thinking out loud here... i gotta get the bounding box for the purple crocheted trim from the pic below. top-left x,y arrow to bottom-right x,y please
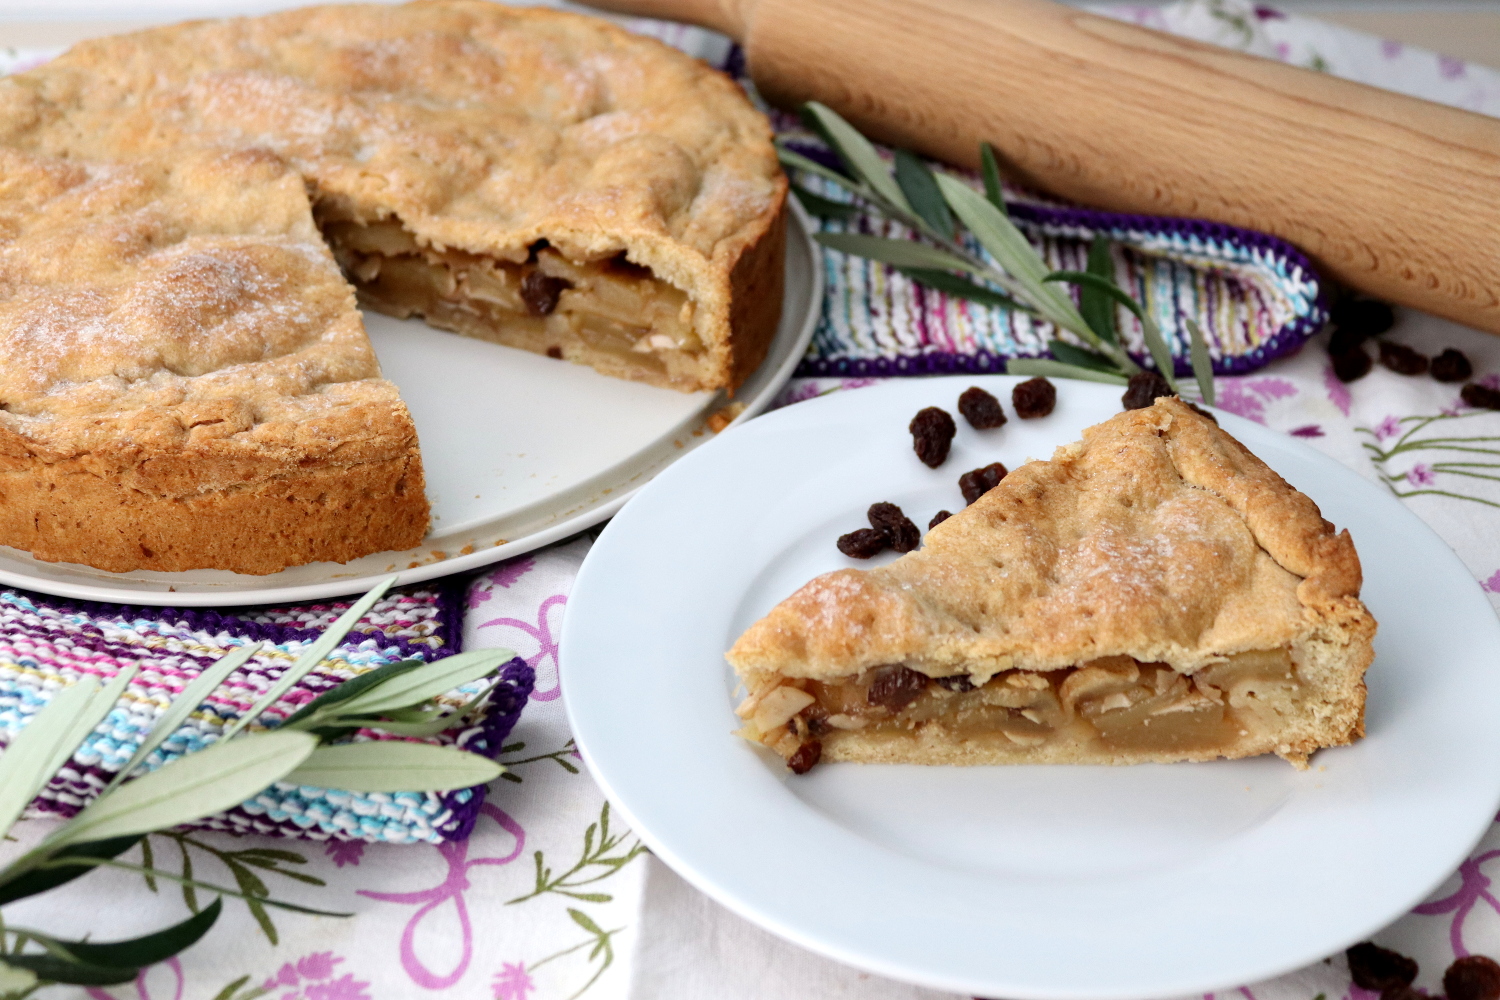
437,657 -> 534,840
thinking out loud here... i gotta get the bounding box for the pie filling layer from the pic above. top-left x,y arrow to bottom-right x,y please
738,649 -> 1301,769
318,212 -> 704,386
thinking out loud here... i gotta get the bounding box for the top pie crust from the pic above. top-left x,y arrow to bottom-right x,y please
728,398 -> 1376,767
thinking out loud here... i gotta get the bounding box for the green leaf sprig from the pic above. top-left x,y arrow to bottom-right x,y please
780,102 -> 1218,399
0,577 -> 519,989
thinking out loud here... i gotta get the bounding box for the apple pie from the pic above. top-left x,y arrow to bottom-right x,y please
729,397 -> 1376,771
0,1 -> 786,574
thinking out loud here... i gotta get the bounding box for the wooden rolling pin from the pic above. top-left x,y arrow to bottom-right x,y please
585,0 -> 1500,335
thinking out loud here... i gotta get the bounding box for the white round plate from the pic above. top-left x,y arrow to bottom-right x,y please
562,375 -> 1500,1000
0,207 -> 821,606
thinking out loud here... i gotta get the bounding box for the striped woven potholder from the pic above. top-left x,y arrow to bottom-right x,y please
0,584 -> 531,845
778,135 -> 1327,380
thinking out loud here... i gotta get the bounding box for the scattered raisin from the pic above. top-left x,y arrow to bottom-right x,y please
804,706 -> 831,737
545,346 -> 563,360
909,407 -> 957,467
1378,341 -> 1429,376
837,528 -> 887,559
786,740 -> 822,774
1346,943 -> 1418,993
958,386 -> 1007,429
1332,346 -> 1372,383
1332,298 -> 1396,339
1431,349 -> 1474,383
1464,383 -> 1500,410
1328,324 -> 1370,357
868,502 -> 920,553
934,675 -> 976,693
1122,371 -> 1173,410
520,270 -> 572,316
1446,955 -> 1500,1000
1012,377 -> 1056,419
959,462 -> 1008,504
866,664 -> 930,711
929,510 -> 952,529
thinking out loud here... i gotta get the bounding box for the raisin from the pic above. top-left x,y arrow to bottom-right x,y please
804,706 -> 831,737
1012,377 -> 1056,419
934,675 -> 976,692
1332,346 -> 1372,383
959,462 -> 1008,504
1122,371 -> 1173,410
520,270 -> 572,316
928,510 -> 952,529
1464,383 -> 1500,410
1328,324 -> 1370,356
958,386 -> 1007,429
909,407 -> 956,467
1446,955 -> 1500,1000
1379,341 -> 1428,376
837,528 -> 887,559
866,664 -> 930,711
786,740 -> 822,774
1346,943 -> 1418,992
1431,349 -> 1474,383
868,502 -> 920,553
1332,298 -> 1395,338
545,346 -> 563,360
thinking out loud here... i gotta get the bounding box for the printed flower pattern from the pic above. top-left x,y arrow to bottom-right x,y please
493,962 -> 536,999
262,953 -> 371,1000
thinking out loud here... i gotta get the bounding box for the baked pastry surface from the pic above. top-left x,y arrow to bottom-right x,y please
0,0 -> 787,393
729,397 -> 1376,770
0,0 -> 786,574
0,148 -> 429,575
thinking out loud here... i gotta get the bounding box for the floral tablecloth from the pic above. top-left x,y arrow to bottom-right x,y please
6,1 -> 1500,998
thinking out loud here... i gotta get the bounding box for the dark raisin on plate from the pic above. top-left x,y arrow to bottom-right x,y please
929,510 -> 952,529
786,740 -> 822,774
1345,942 -> 1418,993
1012,377 -> 1056,419
1464,383 -> 1500,410
520,270 -> 572,317
934,675 -> 976,693
909,407 -> 957,467
958,386 -> 1007,429
1122,371 -> 1173,410
1332,346 -> 1373,383
1378,340 -> 1429,376
1431,348 -> 1474,383
1328,324 -> 1369,357
868,502 -> 921,553
837,528 -> 887,559
1332,298 -> 1396,339
959,462 -> 1008,505
1446,955 -> 1500,1000
866,664 -> 930,711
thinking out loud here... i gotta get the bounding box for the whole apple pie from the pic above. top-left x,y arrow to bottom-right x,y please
0,1 -> 787,574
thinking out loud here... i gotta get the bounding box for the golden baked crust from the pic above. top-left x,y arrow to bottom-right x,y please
729,397 -> 1376,769
0,0 -> 787,393
0,148 -> 429,574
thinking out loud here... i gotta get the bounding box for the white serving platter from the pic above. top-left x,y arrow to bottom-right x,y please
561,375 -> 1500,999
0,208 -> 821,606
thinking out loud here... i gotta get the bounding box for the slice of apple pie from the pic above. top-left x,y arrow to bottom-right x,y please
728,397 -> 1376,772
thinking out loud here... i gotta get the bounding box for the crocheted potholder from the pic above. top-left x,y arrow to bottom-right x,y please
0,584 -> 532,845
777,135 -> 1326,380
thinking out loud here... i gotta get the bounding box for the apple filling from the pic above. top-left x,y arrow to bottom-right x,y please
317,212 -> 709,390
737,649 -> 1302,772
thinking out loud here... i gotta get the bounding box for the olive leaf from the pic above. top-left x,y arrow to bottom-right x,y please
814,233 -> 982,275
281,742 -> 504,793
38,898 -> 222,971
310,649 -> 516,720
0,676 -> 106,839
895,268 -> 1028,312
1080,237 -> 1119,345
279,658 -> 426,729
980,142 -> 1006,214
51,731 -> 318,847
1049,340 -> 1119,373
790,184 -> 859,221
219,578 -> 395,741
1,953 -> 138,986
775,146 -> 854,190
801,101 -> 912,214
1007,358 -> 1129,385
893,150 -> 953,237
1187,318 -> 1217,405
0,836 -> 142,905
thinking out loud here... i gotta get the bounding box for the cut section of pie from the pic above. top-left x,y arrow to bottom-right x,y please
728,397 -> 1376,771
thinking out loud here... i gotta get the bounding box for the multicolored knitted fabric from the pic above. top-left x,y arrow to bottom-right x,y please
775,131 -> 1327,380
0,584 -> 533,845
